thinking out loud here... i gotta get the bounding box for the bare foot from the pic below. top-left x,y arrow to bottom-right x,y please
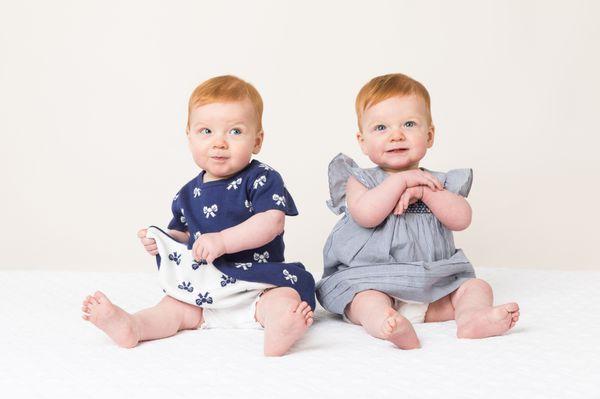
456,302 -> 520,339
81,291 -> 140,348
381,308 -> 421,349
263,301 -> 313,357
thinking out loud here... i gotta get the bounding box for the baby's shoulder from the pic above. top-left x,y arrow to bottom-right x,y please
242,160 -> 286,184
172,174 -> 202,199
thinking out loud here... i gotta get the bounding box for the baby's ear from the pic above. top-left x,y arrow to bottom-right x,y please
356,131 -> 368,155
252,130 -> 264,154
427,124 -> 435,148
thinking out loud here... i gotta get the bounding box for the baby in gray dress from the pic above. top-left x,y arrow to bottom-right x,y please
316,73 -> 520,349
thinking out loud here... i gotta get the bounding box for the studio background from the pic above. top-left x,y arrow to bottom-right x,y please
1,0 -> 598,273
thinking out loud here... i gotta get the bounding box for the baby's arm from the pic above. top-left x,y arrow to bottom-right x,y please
421,187 -> 472,231
346,174 -> 408,228
192,210 -> 284,263
347,170 -> 442,228
138,228 -> 190,256
168,229 -> 190,244
220,210 -> 284,253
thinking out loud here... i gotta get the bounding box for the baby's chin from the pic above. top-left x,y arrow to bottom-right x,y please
199,159 -> 251,181
375,159 -> 420,173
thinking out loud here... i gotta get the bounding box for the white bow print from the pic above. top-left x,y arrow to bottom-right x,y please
253,251 -> 270,263
203,204 -> 218,218
283,269 -> 297,284
227,178 -> 242,190
272,194 -> 286,207
253,175 -> 267,189
235,262 -> 253,270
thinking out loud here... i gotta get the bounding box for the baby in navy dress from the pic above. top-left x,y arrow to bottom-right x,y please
82,75 -> 314,356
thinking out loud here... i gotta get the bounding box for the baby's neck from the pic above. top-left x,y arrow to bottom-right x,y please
380,163 -> 421,174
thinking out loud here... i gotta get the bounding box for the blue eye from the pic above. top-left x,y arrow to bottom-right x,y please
199,128 -> 211,135
404,121 -> 416,128
229,128 -> 242,135
374,124 -> 386,132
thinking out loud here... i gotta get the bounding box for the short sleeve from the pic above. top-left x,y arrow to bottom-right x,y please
443,169 -> 473,197
326,153 -> 378,215
248,168 -> 298,216
167,192 -> 188,231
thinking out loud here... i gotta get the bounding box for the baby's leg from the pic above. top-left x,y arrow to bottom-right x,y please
254,287 -> 313,357
452,279 -> 519,338
345,290 -> 420,349
82,291 -> 203,348
425,279 -> 520,339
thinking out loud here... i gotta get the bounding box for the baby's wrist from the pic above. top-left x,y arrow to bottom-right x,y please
216,231 -> 229,253
392,173 -> 408,191
421,186 -> 433,202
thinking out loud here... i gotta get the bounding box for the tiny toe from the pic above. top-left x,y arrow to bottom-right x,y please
82,315 -> 90,321
89,296 -> 100,305
295,301 -> 308,313
81,306 -> 90,313
93,291 -> 108,303
305,311 -> 313,319
506,303 -> 519,312
306,317 -> 314,327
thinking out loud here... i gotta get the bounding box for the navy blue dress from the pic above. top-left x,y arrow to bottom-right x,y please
163,160 -> 315,309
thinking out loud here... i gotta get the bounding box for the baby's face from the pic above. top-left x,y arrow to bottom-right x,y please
358,95 -> 434,173
187,99 -> 263,182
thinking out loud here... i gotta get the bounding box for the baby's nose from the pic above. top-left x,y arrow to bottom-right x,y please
212,134 -> 228,148
390,128 -> 406,140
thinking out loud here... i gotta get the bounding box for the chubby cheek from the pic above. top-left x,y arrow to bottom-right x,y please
229,141 -> 254,160
365,140 -> 386,162
188,141 -> 209,167
410,142 -> 428,160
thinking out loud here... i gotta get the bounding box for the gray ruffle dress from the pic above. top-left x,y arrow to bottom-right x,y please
316,153 -> 477,315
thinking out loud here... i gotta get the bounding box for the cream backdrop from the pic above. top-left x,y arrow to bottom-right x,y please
1,0 -> 598,273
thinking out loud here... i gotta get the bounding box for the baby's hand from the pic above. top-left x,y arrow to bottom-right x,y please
397,169 -> 442,191
192,232 -> 227,264
137,228 -> 158,256
394,186 -> 424,215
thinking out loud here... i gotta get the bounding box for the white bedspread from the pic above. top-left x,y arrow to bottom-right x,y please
1,268 -> 599,398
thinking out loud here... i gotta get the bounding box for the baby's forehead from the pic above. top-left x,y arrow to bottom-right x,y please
190,100 -> 258,125
364,95 -> 428,119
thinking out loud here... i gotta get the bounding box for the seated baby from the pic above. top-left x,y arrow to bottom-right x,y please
82,75 -> 315,356
316,73 -> 520,349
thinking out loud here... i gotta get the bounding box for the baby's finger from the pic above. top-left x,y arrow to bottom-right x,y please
424,177 -> 437,191
193,244 -> 203,262
423,171 -> 442,190
144,243 -> 157,252
140,237 -> 156,246
137,229 -> 147,238
394,199 -> 403,215
206,252 -> 216,264
199,247 -> 210,263
415,173 -> 435,190
149,250 -> 158,256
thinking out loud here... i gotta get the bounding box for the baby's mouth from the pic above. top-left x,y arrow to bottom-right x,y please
386,148 -> 409,153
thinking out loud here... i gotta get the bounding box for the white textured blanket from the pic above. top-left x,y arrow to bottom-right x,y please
0,268 -> 598,398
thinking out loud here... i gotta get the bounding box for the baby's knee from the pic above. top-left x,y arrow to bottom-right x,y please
463,278 -> 493,294
354,289 -> 391,304
181,305 -> 203,329
267,287 -> 301,304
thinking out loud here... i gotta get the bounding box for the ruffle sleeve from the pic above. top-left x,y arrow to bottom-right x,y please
442,168 -> 473,197
326,153 -> 378,215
